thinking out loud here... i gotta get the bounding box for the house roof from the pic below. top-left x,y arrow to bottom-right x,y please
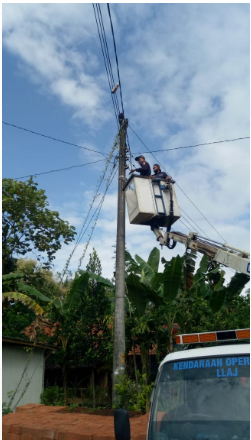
2,336 -> 55,351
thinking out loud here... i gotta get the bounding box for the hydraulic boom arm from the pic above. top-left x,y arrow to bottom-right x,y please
153,229 -> 250,276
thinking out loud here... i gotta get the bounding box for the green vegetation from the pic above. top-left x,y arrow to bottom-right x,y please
2,178 -> 250,413
2,177 -> 76,271
40,386 -> 66,406
114,372 -> 154,414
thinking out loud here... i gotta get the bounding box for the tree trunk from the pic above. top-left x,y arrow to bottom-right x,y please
140,343 -> 150,384
91,367 -> 95,408
62,361 -> 67,403
169,327 -> 174,353
133,340 -> 139,393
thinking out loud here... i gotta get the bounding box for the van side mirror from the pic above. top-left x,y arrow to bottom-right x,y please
114,409 -> 131,440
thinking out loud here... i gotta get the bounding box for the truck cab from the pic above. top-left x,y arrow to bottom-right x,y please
115,329 -> 250,440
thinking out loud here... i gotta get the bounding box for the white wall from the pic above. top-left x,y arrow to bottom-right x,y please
2,345 -> 45,411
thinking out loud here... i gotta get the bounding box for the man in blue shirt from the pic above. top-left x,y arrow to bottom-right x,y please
129,155 -> 151,176
150,164 -> 175,183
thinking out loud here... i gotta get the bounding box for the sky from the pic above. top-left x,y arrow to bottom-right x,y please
2,3 -> 250,286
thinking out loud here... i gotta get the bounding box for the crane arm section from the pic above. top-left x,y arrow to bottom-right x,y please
153,229 -> 250,276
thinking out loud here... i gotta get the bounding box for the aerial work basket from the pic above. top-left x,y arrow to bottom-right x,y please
124,175 -> 180,228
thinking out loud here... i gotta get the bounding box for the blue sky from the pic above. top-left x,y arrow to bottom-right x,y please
2,3 -> 250,283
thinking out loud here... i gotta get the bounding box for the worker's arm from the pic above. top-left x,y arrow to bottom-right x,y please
129,167 -> 145,174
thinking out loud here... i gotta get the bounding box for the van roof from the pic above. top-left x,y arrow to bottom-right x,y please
160,343 -> 250,369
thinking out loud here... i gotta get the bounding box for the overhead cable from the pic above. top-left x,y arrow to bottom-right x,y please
13,159 -> 107,180
2,121 -> 110,157
92,4 -> 120,127
129,125 -> 250,154
78,165 -> 118,270
179,208 -> 210,238
61,163 -> 118,279
107,3 -> 125,115
177,218 -> 191,232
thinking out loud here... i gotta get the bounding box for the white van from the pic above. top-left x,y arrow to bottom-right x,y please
115,329 -> 250,440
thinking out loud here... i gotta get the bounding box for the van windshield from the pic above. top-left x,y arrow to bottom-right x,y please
149,355 -> 250,440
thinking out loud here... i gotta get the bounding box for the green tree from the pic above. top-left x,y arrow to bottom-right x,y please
2,259 -> 68,340
16,259 -> 67,299
70,249 -> 113,408
2,177 -> 76,271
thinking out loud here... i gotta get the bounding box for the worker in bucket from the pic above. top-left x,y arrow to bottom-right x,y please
150,164 -> 175,183
129,155 -> 151,176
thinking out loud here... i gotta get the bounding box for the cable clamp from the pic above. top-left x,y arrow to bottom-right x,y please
119,176 -> 127,182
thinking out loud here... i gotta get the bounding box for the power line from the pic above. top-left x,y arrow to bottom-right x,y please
128,124 -> 227,242
129,125 -> 250,154
92,4 -> 120,127
107,3 -> 125,115
60,136 -> 120,279
61,162 -> 118,279
180,207 -> 210,238
177,218 -> 191,232
180,210 -> 210,238
13,159 -> 107,180
2,121 -> 110,157
78,165 -> 118,270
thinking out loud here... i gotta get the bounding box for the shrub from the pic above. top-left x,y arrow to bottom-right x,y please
2,402 -> 13,416
40,386 -> 66,406
114,372 -> 154,414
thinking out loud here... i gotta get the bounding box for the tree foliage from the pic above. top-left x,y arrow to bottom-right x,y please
2,177 -> 76,270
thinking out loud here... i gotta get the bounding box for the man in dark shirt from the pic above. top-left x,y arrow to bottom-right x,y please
129,155 -> 151,176
150,164 -> 175,183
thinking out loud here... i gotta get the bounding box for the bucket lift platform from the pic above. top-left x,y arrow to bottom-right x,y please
124,175 -> 180,228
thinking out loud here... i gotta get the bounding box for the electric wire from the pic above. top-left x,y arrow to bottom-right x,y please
132,136 -> 250,154
179,211 -> 209,238
177,218 -> 191,232
2,122 -> 110,157
128,124 -> 227,242
107,3 -> 125,115
61,156 -> 118,279
75,157 -> 116,248
96,3 -> 120,117
179,207 -> 210,238
92,4 -> 120,127
77,165 -> 118,270
13,159 -> 107,180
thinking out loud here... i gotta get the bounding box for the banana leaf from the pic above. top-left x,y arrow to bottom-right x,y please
85,271 -> 115,290
163,255 -> 184,302
225,272 -> 249,301
2,273 -> 24,281
17,282 -> 51,302
3,291 -> 44,315
149,273 -> 164,292
63,272 -> 89,312
210,287 -> 226,313
125,251 -> 141,274
53,298 -> 63,310
135,255 -> 155,282
126,274 -> 150,319
147,247 -> 160,273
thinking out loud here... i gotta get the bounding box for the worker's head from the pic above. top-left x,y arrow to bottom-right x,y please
135,155 -> 145,165
153,164 -> 161,173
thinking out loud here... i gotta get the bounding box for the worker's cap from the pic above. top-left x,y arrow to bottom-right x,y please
135,155 -> 145,161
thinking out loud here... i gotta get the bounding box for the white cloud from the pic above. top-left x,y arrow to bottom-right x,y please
2,3 -> 112,127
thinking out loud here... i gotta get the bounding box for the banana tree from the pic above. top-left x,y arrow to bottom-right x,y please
3,271 -> 90,401
48,271 -> 90,400
2,273 -> 51,315
125,248 -> 165,383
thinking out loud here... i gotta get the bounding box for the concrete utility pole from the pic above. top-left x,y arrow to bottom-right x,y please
112,113 -> 128,405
